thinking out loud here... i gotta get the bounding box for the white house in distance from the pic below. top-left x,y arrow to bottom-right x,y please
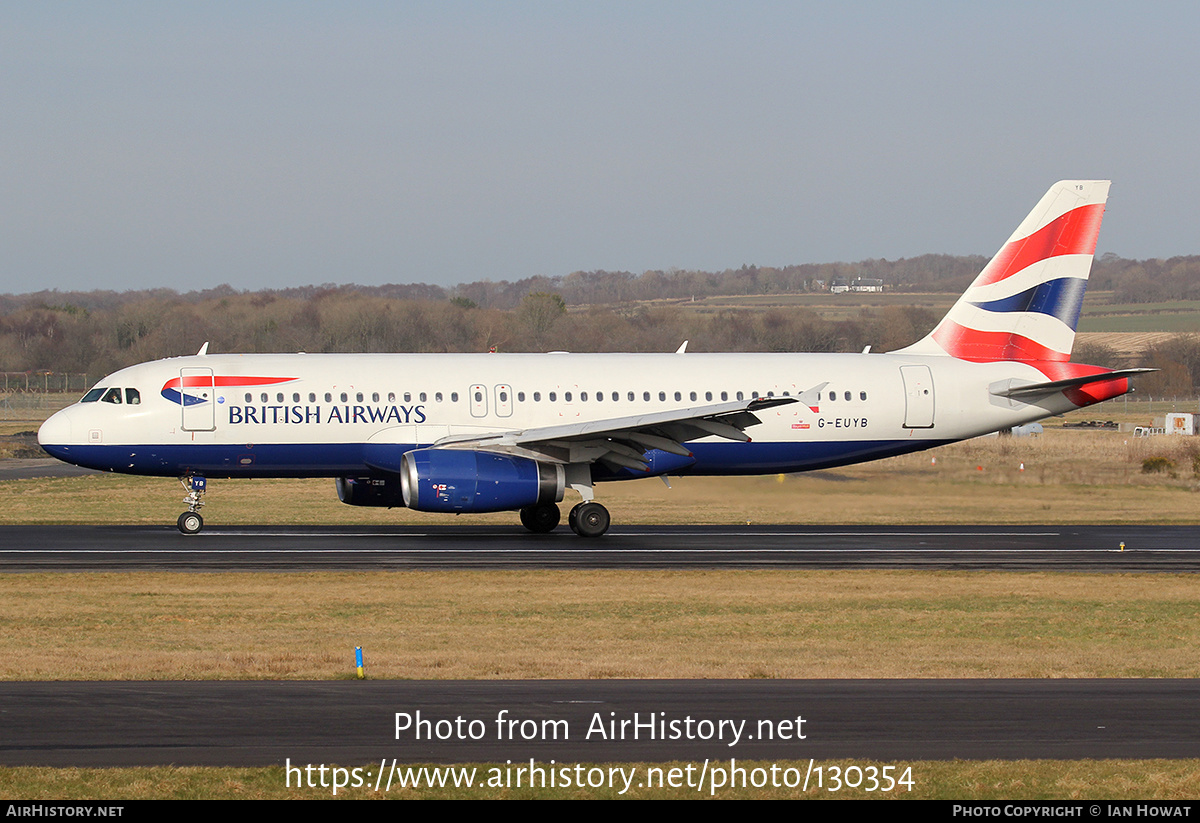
850,278 -> 884,293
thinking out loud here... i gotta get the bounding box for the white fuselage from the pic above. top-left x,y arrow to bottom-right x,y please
38,351 -> 1077,480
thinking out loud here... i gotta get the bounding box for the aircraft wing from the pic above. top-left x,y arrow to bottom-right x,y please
431,396 -> 797,472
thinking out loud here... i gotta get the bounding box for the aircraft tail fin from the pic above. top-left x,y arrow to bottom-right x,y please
899,180 -> 1110,362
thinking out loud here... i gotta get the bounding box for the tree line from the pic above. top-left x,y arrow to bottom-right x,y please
2,252 -> 1199,395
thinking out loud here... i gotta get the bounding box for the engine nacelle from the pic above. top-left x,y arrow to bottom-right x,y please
399,449 -> 565,513
336,476 -> 405,507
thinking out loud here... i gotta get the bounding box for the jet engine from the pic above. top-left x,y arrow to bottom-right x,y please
335,476 -> 405,507
399,448 -> 565,513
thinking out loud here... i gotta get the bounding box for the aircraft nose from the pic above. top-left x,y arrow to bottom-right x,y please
38,408 -> 74,448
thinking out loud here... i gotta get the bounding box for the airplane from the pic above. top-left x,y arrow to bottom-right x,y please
38,180 -> 1149,537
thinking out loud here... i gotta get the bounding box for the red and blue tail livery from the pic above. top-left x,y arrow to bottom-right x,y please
904,180 -> 1109,364
39,181 -> 1150,536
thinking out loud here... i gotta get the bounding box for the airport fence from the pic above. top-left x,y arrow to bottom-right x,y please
1,373 -> 90,393
1090,394 -> 1200,418
0,374 -> 88,422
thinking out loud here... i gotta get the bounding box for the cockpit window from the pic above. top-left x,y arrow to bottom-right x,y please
81,388 -> 104,403
101,388 -> 123,404
125,388 -> 141,405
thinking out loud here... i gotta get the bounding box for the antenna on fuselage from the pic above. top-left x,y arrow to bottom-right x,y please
675,340 -> 688,354
196,342 -> 209,356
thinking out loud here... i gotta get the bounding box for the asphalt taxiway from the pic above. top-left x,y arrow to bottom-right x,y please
1,524 -> 1197,571
3,679 -> 1197,766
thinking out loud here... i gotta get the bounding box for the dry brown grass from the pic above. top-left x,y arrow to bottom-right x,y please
4,571 -> 1200,681
4,429 -> 1200,527
4,759 -> 1200,799
1075,331 -> 1180,359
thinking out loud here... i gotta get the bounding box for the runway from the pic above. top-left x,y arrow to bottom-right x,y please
3,679 -> 1197,767
1,524 -> 1198,571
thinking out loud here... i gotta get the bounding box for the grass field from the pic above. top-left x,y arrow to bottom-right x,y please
620,290 -> 1200,338
5,570 -> 1200,681
4,760 -> 1200,799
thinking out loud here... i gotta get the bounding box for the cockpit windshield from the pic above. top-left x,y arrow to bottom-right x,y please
81,386 -> 140,404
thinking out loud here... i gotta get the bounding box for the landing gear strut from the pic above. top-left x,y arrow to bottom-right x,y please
519,503 -> 561,534
177,475 -> 206,534
568,501 -> 610,537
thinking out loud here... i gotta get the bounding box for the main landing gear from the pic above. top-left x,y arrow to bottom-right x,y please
517,501 -> 611,537
568,501 -> 610,538
177,475 -> 206,535
519,502 -> 561,533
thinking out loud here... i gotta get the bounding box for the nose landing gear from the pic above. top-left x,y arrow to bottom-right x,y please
177,475 -> 206,534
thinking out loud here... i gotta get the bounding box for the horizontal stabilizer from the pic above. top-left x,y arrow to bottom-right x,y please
991,368 -> 1155,399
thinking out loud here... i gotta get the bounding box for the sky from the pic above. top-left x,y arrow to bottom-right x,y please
2,1 -> 1198,293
